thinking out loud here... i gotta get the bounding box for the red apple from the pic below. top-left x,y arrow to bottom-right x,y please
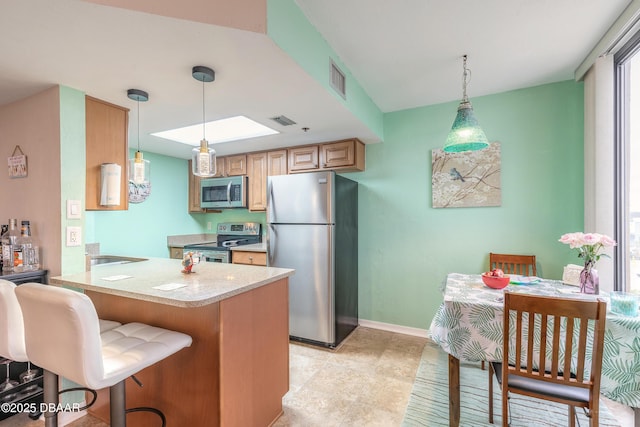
490,268 -> 504,277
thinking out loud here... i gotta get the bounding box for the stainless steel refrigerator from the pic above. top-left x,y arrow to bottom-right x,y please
267,171 -> 358,348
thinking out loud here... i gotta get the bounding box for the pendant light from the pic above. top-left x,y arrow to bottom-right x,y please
127,88 -> 150,184
443,55 -> 489,153
191,65 -> 216,177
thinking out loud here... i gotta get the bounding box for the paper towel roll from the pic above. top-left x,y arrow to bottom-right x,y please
100,163 -> 121,206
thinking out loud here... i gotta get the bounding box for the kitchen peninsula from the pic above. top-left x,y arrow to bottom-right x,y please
50,258 -> 294,427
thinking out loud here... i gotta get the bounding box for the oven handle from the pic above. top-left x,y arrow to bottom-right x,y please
226,181 -> 232,203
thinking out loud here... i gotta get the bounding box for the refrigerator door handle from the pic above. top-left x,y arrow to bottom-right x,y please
267,180 -> 274,220
268,224 -> 277,265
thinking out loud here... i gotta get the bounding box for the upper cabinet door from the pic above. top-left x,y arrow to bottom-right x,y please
319,139 -> 365,171
288,146 -> 319,172
85,96 -> 129,211
225,154 -> 247,176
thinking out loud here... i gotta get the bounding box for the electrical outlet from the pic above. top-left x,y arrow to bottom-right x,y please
66,226 -> 82,247
207,222 -> 212,231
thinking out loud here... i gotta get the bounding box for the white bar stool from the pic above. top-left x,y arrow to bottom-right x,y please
16,283 -> 192,427
0,280 -> 122,422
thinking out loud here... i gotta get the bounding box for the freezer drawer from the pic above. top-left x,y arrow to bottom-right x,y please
268,224 -> 334,344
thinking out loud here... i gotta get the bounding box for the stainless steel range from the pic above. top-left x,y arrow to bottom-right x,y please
183,222 -> 261,263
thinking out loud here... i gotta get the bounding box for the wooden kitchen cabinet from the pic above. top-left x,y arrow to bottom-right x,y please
169,247 -> 184,259
247,150 -> 287,211
225,154 -> 247,176
211,155 -> 246,177
232,251 -> 267,266
211,157 -> 226,177
288,145 -> 319,172
320,139 -> 365,171
85,96 -> 129,210
288,139 -> 365,173
268,150 -> 288,176
187,160 -> 205,213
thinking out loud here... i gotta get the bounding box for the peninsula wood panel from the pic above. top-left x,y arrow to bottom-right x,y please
85,277 -> 289,426
85,96 -> 129,210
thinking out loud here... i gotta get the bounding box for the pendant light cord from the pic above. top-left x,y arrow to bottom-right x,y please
462,54 -> 471,102
136,98 -> 140,152
202,79 -> 206,141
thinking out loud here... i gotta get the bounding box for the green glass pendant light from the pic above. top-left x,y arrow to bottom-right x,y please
443,55 -> 489,153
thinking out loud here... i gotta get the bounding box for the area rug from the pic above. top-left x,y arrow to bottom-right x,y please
402,342 -> 621,427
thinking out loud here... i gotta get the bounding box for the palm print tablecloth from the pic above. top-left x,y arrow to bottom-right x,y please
429,273 -> 640,407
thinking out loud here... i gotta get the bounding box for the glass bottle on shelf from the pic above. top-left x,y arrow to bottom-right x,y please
2,219 -> 19,272
13,221 -> 36,272
0,224 -> 7,271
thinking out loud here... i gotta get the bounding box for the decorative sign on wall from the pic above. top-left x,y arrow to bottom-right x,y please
431,141 -> 501,208
7,145 -> 27,178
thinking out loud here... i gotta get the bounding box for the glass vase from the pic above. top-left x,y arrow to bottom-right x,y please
579,260 -> 599,294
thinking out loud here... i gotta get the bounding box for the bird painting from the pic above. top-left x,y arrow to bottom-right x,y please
449,167 -> 465,182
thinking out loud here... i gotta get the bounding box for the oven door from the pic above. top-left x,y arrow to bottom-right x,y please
199,250 -> 229,263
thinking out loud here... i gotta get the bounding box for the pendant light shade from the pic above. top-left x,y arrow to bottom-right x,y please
127,89 -> 150,185
191,65 -> 217,178
443,55 -> 489,153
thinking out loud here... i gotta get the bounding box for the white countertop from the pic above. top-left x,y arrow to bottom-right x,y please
230,242 -> 266,252
50,257 -> 293,308
166,233 -> 217,248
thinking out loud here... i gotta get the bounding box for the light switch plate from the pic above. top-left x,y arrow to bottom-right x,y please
66,226 -> 82,247
67,200 -> 81,219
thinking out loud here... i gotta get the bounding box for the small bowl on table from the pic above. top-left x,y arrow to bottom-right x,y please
481,273 -> 511,289
609,291 -> 640,317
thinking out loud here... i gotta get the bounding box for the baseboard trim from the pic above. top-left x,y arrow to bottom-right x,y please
358,319 -> 429,338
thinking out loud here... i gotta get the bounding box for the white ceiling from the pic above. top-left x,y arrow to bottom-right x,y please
0,0 -> 631,159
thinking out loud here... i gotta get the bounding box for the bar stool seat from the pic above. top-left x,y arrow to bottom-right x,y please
0,279 -> 122,422
16,283 -> 192,427
0,279 -> 123,363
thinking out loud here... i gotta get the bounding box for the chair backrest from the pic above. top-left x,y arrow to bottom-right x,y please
0,279 -> 28,361
15,283 -> 105,387
502,292 -> 606,404
490,253 -> 537,276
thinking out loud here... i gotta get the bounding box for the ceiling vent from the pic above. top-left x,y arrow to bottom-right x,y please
270,115 -> 297,126
330,59 -> 346,99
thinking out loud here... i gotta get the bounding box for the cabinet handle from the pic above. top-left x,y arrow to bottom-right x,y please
249,256 -> 253,264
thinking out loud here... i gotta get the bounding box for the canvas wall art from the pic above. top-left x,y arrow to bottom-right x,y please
432,141 -> 501,208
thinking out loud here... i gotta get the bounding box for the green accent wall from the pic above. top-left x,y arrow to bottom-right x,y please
59,86 -> 86,275
87,80 -> 584,331
266,0 -> 383,140
351,80 -> 584,329
85,152 -> 203,257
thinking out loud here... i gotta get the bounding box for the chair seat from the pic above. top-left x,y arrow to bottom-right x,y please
88,322 -> 192,390
99,319 -> 122,333
491,362 -> 590,404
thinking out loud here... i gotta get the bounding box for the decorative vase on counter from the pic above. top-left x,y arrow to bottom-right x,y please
579,260 -> 599,295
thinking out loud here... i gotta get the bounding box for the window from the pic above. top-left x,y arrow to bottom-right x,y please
614,32 -> 640,293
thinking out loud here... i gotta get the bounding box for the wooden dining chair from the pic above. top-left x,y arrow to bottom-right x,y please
481,253 -> 538,371
490,253 -> 537,276
488,292 -> 607,427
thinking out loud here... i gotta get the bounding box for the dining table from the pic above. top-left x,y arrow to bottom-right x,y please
429,272 -> 640,427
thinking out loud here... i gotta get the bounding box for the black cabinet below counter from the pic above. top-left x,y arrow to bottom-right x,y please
0,269 -> 47,285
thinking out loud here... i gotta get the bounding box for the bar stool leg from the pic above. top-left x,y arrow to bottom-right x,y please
43,370 -> 58,427
110,380 -> 126,427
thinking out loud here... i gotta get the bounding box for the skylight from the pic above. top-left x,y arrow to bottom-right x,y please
152,115 -> 278,145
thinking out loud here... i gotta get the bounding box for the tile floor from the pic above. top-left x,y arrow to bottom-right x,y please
0,327 -> 634,427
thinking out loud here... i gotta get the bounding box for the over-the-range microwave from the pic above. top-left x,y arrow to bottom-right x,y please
200,176 -> 248,209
